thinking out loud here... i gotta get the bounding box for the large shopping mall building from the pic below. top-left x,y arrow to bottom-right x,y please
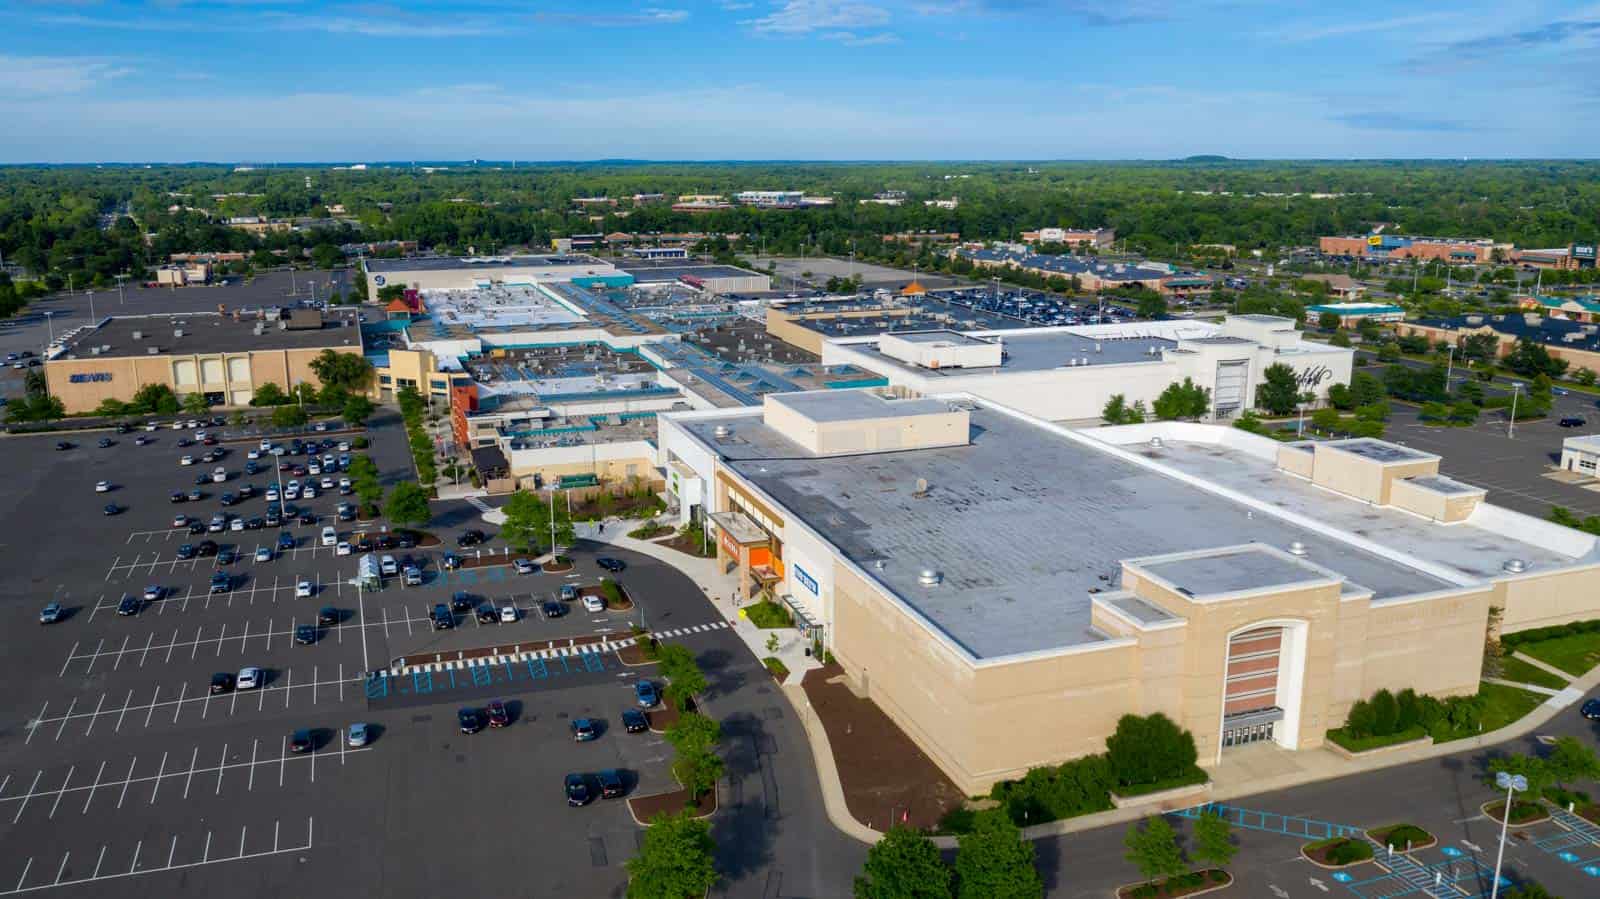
658,388 -> 1600,794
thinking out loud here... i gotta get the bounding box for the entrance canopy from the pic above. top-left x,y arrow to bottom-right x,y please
709,510 -> 770,547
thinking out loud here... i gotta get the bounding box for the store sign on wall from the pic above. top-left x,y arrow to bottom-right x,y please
793,564 -> 818,596
69,373 -> 113,383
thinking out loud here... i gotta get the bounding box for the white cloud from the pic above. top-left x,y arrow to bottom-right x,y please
743,0 -> 890,35
0,55 -> 134,96
1270,13 -> 1453,42
820,30 -> 898,45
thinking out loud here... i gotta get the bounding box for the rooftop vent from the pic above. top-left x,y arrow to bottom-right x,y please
146,347 -> 159,355
1502,558 -> 1529,574
874,559 -> 887,571
1287,540 -> 1308,556
712,424 -> 731,438
917,569 -> 943,586
131,330 -> 142,340
173,329 -> 184,338
913,477 -> 929,497
1148,437 -> 1164,449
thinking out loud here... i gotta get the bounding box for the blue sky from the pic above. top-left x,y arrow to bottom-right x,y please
1,0 -> 1596,162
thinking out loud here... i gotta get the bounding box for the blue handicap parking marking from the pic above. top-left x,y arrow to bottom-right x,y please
1441,846 -> 1464,858
1330,872 -> 1353,884
503,661 -> 516,681
471,664 -> 493,687
1584,865 -> 1600,878
447,668 -> 457,689
488,567 -> 505,583
1559,851 -> 1580,863
527,658 -> 548,679
365,673 -> 389,699
581,651 -> 604,673
411,669 -> 434,694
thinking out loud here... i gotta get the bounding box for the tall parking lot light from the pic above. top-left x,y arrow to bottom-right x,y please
1489,770 -> 1527,899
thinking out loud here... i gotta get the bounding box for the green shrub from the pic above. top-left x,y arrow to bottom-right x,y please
1105,713 -> 1198,790
937,806 -> 976,834
1370,689 -> 1399,736
1372,824 -> 1431,848
988,754 -> 1115,825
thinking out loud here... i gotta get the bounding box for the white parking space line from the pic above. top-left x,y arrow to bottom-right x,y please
148,753 -> 166,805
182,747 -> 198,799
143,686 -> 159,729
0,817 -> 314,896
113,690 -> 133,733
80,761 -> 105,815
52,699 -> 76,743
24,703 -> 46,746
45,767 -> 73,820
81,640 -> 104,675
110,635 -> 130,671
115,757 -> 136,809
11,772 -> 41,824
56,644 -> 78,679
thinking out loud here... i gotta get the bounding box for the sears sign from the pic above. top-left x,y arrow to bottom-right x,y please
793,563 -> 818,596
69,373 -> 113,383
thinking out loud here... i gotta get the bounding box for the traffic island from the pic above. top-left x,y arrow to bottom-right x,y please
1301,836 -> 1375,869
1116,869 -> 1232,899
617,629 -> 658,666
1482,799 -> 1549,826
799,662 -> 966,832
1367,824 -> 1436,852
646,696 -> 688,734
390,632 -> 619,670
542,555 -> 574,573
582,579 -> 634,611
762,657 -> 789,681
627,781 -> 717,825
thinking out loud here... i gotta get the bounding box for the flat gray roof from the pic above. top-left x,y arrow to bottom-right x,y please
893,330 -> 994,347
54,312 -> 363,358
863,330 -> 1173,376
615,262 -> 765,282
769,389 -> 950,423
1135,546 -> 1335,598
1406,475 -> 1484,496
1104,594 -> 1178,626
1326,438 -> 1436,464
682,402 -> 1459,660
364,255 -> 604,273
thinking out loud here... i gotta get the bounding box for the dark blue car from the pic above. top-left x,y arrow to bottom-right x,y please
634,680 -> 659,708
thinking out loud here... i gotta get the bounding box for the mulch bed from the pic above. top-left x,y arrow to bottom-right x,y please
542,558 -> 574,573
1117,870 -> 1231,899
579,583 -> 634,610
617,640 -> 657,666
800,662 -> 966,831
657,534 -> 715,558
1578,803 -> 1600,826
628,524 -> 674,540
627,784 -> 717,824
394,632 -> 615,668
1483,800 -> 1550,825
646,697 -> 687,733
1301,838 -> 1373,868
454,553 -> 514,571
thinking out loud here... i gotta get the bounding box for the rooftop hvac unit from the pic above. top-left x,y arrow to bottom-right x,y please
174,329 -> 184,338
147,346 -> 160,355
131,330 -> 143,340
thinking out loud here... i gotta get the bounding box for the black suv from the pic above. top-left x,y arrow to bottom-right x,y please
431,604 -> 453,630
316,607 -> 339,626
116,595 -> 141,616
458,708 -> 484,734
597,769 -> 625,799
476,605 -> 499,624
450,592 -> 475,612
294,624 -> 317,645
210,672 -> 234,694
1560,416 -> 1587,429
564,773 -> 592,807
175,543 -> 196,560
457,529 -> 486,547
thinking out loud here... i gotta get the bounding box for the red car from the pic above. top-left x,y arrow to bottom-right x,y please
487,700 -> 510,728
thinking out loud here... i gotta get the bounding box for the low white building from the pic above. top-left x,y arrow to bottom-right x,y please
1561,434 -> 1600,475
820,314 -> 1352,423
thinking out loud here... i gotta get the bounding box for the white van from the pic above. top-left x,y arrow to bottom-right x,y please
321,526 -> 337,547
380,555 -> 398,576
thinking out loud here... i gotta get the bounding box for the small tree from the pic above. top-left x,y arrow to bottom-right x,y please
1317,311 -> 1341,331
182,392 -> 210,415
498,489 -> 550,553
1124,816 -> 1187,884
855,826 -> 952,899
385,482 -> 431,526
1370,689 -> 1399,736
1545,736 -> 1600,787
1255,363 -> 1301,415
954,810 -> 1042,899
1330,330 -> 1352,347
1191,811 -> 1238,869
271,404 -> 308,428
251,382 -> 288,406
625,811 -> 717,899
1102,393 -> 1130,425
657,643 -> 708,708
342,394 -> 375,427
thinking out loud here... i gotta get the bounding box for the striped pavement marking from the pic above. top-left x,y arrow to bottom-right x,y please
388,621 -> 730,674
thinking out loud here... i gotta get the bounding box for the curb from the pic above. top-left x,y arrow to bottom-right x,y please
1114,871 -> 1232,899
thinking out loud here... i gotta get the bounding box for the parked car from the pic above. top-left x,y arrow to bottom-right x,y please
347,723 -> 370,747
197,540 -> 218,556
476,605 -> 499,624
277,532 -> 295,551
1560,417 -> 1587,428
621,709 -> 649,734
487,700 -> 510,728
634,680 -> 659,708
570,718 -> 598,742
450,592 -> 476,612
457,529 -> 487,547
442,552 -> 462,570
597,769 -> 625,799
103,503 -> 121,516
596,557 -> 625,573
210,672 -> 235,694
117,595 -> 141,615
237,667 -> 262,689
541,600 -> 564,619
564,773 -> 592,807
255,546 -> 273,563
143,584 -> 165,601
289,729 -> 314,753
294,624 -> 317,645
317,606 -> 339,626
39,603 -> 64,624
209,572 -> 230,593
218,547 -> 237,564
295,579 -> 314,598
95,480 -> 111,493
559,584 -> 579,602
513,558 -> 536,575
500,605 -> 518,623
583,595 -> 606,613
431,604 -> 453,630
458,708 -> 484,735
1582,698 -> 1600,721
176,543 -> 196,560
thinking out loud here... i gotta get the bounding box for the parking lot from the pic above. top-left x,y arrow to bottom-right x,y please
0,421 -> 793,898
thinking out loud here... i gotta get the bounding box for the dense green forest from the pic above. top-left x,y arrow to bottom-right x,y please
3,160 -> 1598,296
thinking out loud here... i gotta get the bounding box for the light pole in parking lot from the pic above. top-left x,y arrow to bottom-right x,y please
1445,345 -> 1455,385
1507,384 -> 1521,439
1488,770 -> 1527,899
43,310 -> 56,345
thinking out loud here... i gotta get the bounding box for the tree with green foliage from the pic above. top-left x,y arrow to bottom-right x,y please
271,404 -> 308,428
1136,292 -> 1167,320
657,643 -> 708,708
1124,816 -> 1187,883
384,482 -> 431,526
1376,343 -> 1401,363
182,392 -> 210,415
954,810 -> 1042,899
251,382 -> 288,406
1330,330 -> 1352,348
855,826 -> 952,899
1450,402 -> 1479,425
131,382 -> 181,414
625,811 -> 718,899
310,243 -> 343,270
1350,370 -> 1385,406
1255,363 -> 1301,415
342,394 -> 375,426
1311,407 -> 1341,433
1317,311 -> 1341,331
1192,811 -> 1237,869
664,711 -> 720,755
308,349 -> 375,395
1502,883 -> 1559,899
1576,368 -> 1597,387
1102,394 -> 1131,425
1545,736 -> 1600,788
498,489 -> 549,553
1504,340 -> 1568,378
1105,713 -> 1199,790
1152,378 -> 1210,421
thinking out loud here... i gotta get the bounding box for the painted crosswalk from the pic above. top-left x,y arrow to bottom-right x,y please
387,620 -> 730,674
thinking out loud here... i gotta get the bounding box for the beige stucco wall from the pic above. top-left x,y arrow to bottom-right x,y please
45,344 -> 362,412
1388,478 -> 1448,521
1359,589 -> 1490,702
1277,445 -> 1314,478
1496,564 -> 1600,633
